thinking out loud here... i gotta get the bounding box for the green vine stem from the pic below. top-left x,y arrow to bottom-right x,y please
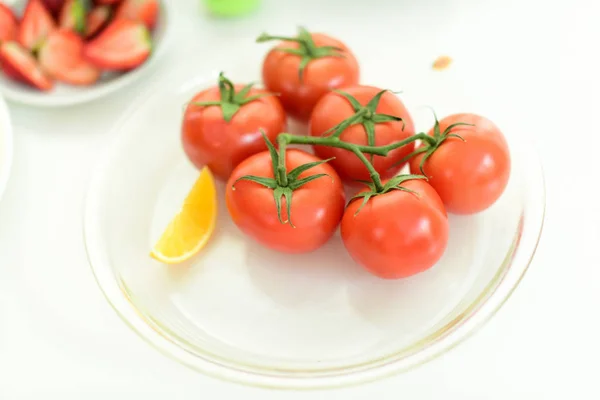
278,132 -> 435,158
276,132 -> 433,198
232,110 -> 470,224
192,72 -> 277,123
256,27 -> 345,83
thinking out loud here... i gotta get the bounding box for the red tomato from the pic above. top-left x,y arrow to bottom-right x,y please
261,32 -> 359,122
309,85 -> 415,181
410,113 -> 510,215
226,150 -> 345,254
341,179 -> 448,279
182,83 -> 287,181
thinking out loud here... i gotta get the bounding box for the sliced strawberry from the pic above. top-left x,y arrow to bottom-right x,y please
115,0 -> 158,30
1,58 -> 24,81
38,29 -> 100,85
41,0 -> 66,16
59,0 -> 86,35
18,0 -> 57,51
0,3 -> 18,43
84,19 -> 151,70
85,5 -> 111,38
0,41 -> 54,91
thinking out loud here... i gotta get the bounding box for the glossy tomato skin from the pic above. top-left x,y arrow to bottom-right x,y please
262,33 -> 359,122
410,113 -> 510,215
226,150 -> 345,254
181,85 -> 287,181
309,85 -> 415,181
341,180 -> 448,279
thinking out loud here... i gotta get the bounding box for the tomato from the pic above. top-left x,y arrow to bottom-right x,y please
260,29 -> 359,122
226,149 -> 345,254
341,178 -> 449,279
181,75 -> 287,181
410,113 -> 511,215
309,85 -> 415,181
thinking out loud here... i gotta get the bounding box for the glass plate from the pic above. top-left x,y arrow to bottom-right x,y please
84,57 -> 545,389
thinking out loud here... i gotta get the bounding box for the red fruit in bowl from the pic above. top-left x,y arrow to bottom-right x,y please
41,0 -> 66,15
0,41 -> 54,91
59,0 -> 86,35
85,5 -> 112,38
38,29 -> 101,85
0,3 -> 18,42
84,19 -> 151,70
115,0 -> 159,30
18,0 -> 56,51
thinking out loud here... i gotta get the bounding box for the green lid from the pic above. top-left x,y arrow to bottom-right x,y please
204,0 -> 261,17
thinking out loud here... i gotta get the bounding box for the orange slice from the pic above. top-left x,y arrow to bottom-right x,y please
150,166 -> 217,264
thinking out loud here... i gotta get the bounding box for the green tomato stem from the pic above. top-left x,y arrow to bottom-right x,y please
276,134 -> 289,186
280,132 -> 430,156
278,132 -> 430,193
350,147 -> 384,192
193,72 -> 277,123
255,27 -> 344,83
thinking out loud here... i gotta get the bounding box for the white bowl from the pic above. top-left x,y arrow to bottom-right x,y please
0,93 -> 13,203
0,1 -> 172,108
84,57 -> 545,389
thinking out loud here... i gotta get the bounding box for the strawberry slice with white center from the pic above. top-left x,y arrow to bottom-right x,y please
0,41 -> 54,91
59,0 -> 86,35
0,3 -> 18,42
85,5 -> 112,38
18,0 -> 57,52
38,29 -> 101,85
115,0 -> 159,30
84,19 -> 151,71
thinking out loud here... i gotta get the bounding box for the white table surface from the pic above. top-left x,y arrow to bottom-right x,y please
1,0 -> 598,398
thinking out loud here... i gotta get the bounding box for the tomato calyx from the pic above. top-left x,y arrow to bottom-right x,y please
349,174 -> 428,215
192,72 -> 278,123
256,27 -> 345,83
321,89 -> 405,153
392,111 -> 472,173
232,132 -> 334,227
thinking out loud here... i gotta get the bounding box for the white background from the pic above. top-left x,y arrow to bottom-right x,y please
1,0 -> 599,398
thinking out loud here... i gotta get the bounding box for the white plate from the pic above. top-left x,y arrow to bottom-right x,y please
84,53 -> 545,389
0,93 -> 13,203
0,1 -> 173,108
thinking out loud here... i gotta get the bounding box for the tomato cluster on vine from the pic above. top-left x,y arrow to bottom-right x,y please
181,27 -> 511,280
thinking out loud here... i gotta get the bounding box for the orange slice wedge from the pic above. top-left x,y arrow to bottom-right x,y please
150,166 -> 217,264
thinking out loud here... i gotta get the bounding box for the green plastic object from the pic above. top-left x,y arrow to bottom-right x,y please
204,0 -> 262,17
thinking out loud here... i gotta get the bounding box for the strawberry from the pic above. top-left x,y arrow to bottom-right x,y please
85,5 -> 111,38
115,0 -> 158,30
41,0 -> 66,16
38,29 -> 100,85
18,0 -> 57,52
0,3 -> 18,42
84,19 -> 151,70
95,0 -> 121,4
0,41 -> 54,91
59,0 -> 88,35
